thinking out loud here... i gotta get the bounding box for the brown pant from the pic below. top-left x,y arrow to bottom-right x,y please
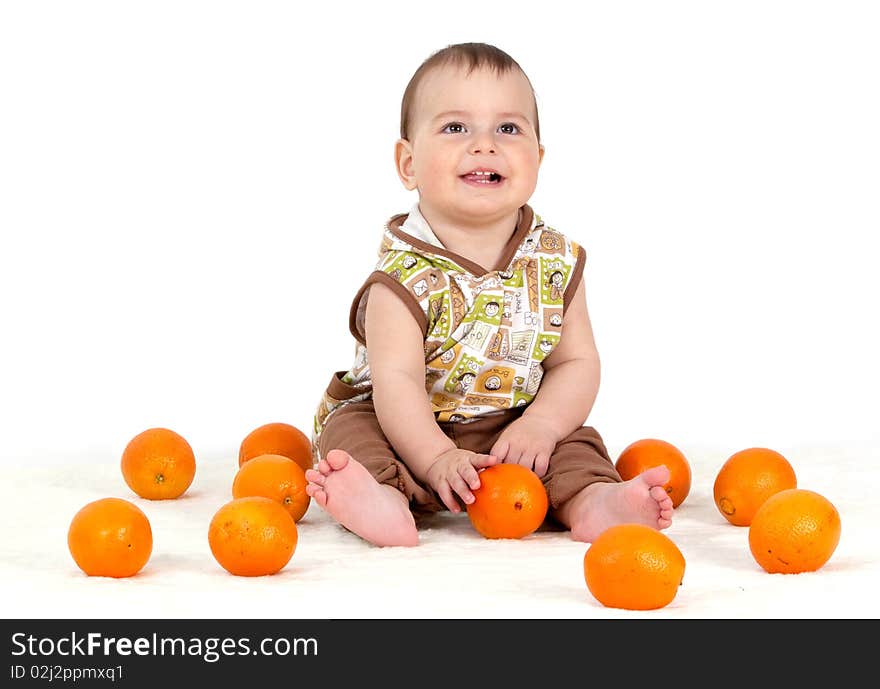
317,401 -> 621,516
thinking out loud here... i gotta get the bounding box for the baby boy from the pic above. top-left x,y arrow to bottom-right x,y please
305,42 -> 673,546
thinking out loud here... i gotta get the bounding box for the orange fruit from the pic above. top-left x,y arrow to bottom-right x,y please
748,488 -> 841,574
615,438 -> 692,508
466,464 -> 548,539
67,497 -> 153,578
232,453 -> 311,522
583,523 -> 686,610
238,422 -> 313,473
713,447 -> 797,526
208,496 -> 298,576
121,427 -> 196,500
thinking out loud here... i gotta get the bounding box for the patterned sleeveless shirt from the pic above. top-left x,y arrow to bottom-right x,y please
311,204 -> 585,458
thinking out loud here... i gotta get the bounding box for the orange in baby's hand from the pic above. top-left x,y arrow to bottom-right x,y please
208,496 -> 298,577
615,438 -> 692,508
583,523 -> 686,610
713,447 -> 797,526
232,453 -> 311,522
67,497 -> 153,578
239,422 -> 313,473
748,488 -> 841,574
121,427 -> 196,500
466,464 -> 548,539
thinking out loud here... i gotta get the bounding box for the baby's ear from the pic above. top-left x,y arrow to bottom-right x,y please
394,138 -> 418,191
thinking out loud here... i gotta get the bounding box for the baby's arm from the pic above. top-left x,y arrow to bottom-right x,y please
526,279 -> 601,431
364,283 -> 497,510
491,280 -> 601,474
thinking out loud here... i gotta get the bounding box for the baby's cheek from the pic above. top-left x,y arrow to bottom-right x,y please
418,173 -> 445,201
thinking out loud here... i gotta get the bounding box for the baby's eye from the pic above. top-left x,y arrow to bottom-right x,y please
442,122 -> 466,134
499,123 -> 520,135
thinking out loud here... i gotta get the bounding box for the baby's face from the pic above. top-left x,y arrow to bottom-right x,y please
397,64 -> 543,225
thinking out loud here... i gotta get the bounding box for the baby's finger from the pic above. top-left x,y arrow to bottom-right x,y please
490,439 -> 509,461
504,447 -> 525,466
436,481 -> 461,513
472,453 -> 499,469
450,473 -> 475,506
461,464 -> 482,490
534,453 -> 551,478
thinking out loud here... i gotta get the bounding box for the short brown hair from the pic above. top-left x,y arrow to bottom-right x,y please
399,42 -> 540,143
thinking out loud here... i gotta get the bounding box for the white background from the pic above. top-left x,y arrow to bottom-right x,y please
2,1 -> 878,461
0,1 -> 878,619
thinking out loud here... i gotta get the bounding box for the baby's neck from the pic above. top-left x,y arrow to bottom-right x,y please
419,204 -> 521,271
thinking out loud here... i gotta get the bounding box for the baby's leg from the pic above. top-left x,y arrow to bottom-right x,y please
554,466 -> 674,543
543,426 -> 673,543
306,450 -> 418,547
310,402 -> 425,547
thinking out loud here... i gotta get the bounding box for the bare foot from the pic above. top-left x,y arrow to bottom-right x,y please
305,449 -> 418,547
557,465 -> 674,543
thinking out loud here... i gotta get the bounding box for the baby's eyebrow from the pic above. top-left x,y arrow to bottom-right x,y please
432,109 -> 531,123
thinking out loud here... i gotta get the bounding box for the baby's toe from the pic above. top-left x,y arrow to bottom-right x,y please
325,449 -> 352,471
305,469 -> 324,486
305,484 -> 328,507
649,485 -> 670,503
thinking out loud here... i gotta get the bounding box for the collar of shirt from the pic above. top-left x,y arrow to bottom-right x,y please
399,202 -> 446,249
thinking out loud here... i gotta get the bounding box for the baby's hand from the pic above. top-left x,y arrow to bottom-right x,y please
425,449 -> 499,513
490,415 -> 559,477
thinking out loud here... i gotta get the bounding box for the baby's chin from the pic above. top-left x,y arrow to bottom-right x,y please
421,191 -> 530,220
439,204 -> 522,228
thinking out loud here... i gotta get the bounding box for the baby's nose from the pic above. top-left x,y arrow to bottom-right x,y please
470,143 -> 496,154
470,131 -> 497,154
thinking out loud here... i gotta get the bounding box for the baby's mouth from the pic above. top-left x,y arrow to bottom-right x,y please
460,171 -> 504,185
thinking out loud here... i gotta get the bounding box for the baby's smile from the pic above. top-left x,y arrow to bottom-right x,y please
460,168 -> 505,187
